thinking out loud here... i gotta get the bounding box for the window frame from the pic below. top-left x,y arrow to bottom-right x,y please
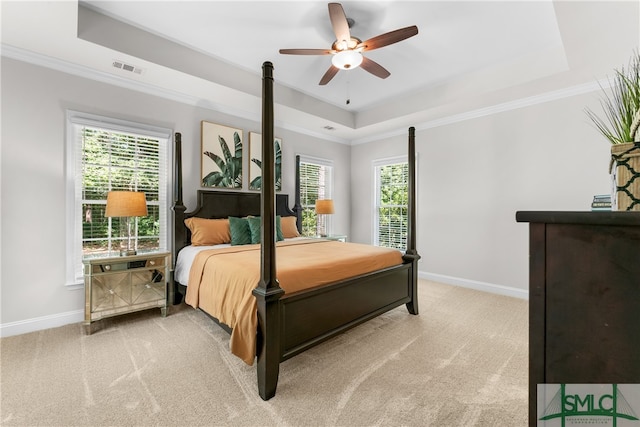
65,111 -> 172,287
373,155 -> 410,251
297,154 -> 334,237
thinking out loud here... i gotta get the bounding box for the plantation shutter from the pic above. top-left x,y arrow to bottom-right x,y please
298,155 -> 333,236
374,158 -> 409,250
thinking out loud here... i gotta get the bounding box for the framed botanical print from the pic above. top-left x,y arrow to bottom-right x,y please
248,132 -> 282,191
201,121 -> 243,188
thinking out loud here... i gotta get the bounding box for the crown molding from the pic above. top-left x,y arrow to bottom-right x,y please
3,43 -> 607,147
350,79 -> 608,145
1,43 -> 351,145
1,43 -> 256,118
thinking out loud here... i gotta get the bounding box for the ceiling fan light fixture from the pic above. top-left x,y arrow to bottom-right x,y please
279,2 -> 418,85
332,37 -> 361,52
331,50 -> 363,70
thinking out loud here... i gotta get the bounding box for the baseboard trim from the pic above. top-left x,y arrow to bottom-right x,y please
0,273 -> 527,338
0,310 -> 84,338
419,271 -> 529,300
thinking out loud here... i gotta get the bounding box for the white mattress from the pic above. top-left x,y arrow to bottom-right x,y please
174,244 -> 228,286
174,237 -> 309,286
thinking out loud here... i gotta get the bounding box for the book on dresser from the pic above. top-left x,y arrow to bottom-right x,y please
590,194 -> 612,211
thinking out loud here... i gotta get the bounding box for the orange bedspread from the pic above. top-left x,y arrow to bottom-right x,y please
185,239 -> 403,364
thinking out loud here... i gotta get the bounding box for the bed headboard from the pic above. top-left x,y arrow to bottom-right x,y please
173,190 -> 297,256
171,134 -> 302,262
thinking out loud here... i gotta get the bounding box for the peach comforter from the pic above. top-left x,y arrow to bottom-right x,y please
185,239 -> 403,364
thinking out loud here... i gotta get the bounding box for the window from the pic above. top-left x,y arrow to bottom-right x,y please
374,157 -> 409,251
66,111 -> 171,286
298,155 -> 333,237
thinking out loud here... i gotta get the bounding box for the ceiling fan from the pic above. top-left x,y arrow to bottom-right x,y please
279,2 -> 418,85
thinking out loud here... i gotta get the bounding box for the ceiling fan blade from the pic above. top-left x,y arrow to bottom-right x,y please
319,65 -> 339,85
328,3 -> 351,47
279,48 -> 334,55
360,56 -> 390,79
357,25 -> 418,51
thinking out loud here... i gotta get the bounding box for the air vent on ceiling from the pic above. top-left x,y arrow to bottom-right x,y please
112,60 -> 144,75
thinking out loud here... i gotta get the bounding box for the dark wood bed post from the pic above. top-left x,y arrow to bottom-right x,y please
252,61 -> 284,401
403,126 -> 420,315
172,132 -> 187,304
293,155 -> 303,234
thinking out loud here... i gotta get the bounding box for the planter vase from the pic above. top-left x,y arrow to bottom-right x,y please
611,142 -> 640,211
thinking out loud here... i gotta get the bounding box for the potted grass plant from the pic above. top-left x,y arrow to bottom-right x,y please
586,51 -> 640,211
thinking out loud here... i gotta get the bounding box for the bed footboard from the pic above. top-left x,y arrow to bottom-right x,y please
280,263 -> 415,360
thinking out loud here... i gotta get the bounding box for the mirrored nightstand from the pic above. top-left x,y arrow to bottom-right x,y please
83,251 -> 170,334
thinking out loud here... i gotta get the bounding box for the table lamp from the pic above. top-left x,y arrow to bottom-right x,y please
105,191 -> 147,256
315,199 -> 334,237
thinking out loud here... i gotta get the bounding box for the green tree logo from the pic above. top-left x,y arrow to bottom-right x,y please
540,384 -> 639,426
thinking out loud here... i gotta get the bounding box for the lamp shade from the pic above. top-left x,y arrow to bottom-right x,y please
105,191 -> 147,217
331,50 -> 363,70
315,199 -> 335,215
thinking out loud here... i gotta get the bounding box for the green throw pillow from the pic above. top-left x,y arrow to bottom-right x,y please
247,216 -> 284,244
229,217 -> 252,246
276,216 -> 284,241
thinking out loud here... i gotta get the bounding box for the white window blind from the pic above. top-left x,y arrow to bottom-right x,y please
66,111 -> 171,286
374,157 -> 409,250
298,155 -> 333,237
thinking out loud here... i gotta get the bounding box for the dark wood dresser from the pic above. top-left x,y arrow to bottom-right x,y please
516,211 -> 640,426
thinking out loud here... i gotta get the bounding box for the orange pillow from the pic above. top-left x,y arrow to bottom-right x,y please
280,216 -> 300,238
184,217 -> 231,246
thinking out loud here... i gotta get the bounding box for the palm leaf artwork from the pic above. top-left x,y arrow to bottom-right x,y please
249,137 -> 282,191
202,131 -> 243,188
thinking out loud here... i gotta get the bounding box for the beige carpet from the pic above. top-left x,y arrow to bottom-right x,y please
0,280 -> 528,426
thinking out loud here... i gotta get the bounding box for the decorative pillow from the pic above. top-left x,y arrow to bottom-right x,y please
184,217 -> 230,246
229,217 -> 252,246
280,216 -> 300,238
276,216 -> 284,241
247,216 -> 284,244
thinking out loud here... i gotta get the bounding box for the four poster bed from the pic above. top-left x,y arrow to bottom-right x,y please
171,62 -> 420,400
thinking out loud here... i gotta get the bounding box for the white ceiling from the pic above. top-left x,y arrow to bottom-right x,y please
83,0 -> 563,109
2,1 -> 639,143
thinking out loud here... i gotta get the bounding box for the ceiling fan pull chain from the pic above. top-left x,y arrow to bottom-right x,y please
346,77 -> 351,105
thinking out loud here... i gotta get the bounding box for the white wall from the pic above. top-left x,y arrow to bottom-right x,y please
350,91 -> 612,296
0,58 -> 350,335
345,0 -> 639,300
2,0 -> 637,333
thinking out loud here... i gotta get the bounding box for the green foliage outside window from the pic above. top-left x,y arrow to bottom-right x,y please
82,128 -> 161,255
301,209 -> 318,237
299,161 -> 330,236
377,163 -> 408,250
